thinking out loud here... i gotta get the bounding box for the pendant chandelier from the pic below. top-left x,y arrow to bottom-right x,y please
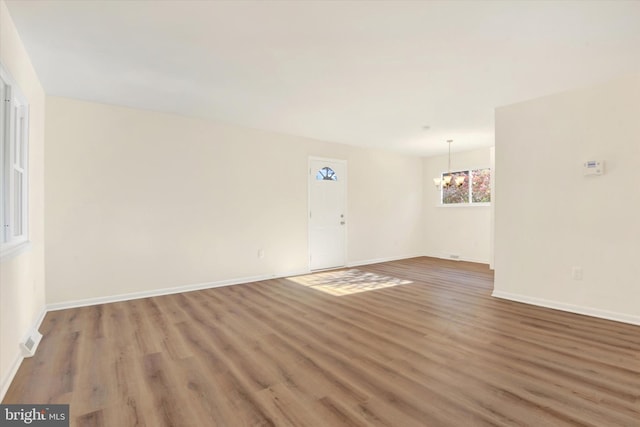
433,139 -> 465,188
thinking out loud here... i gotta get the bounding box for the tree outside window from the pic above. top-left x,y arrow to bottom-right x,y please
471,168 -> 491,203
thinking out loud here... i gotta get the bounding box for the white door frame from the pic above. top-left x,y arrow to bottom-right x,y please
308,156 -> 348,271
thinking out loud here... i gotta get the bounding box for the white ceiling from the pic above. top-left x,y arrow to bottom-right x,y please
5,0 -> 640,156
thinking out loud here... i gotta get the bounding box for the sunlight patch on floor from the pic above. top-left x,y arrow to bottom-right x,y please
288,269 -> 412,296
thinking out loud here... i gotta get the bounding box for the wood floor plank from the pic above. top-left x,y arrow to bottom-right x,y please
254,384 -> 321,427
3,257 -> 639,426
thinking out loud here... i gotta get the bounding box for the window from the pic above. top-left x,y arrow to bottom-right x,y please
316,166 -> 338,181
1,63 -> 30,259
441,168 -> 490,205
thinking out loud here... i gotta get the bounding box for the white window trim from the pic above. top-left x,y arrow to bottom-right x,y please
1,62 -> 30,261
436,202 -> 491,208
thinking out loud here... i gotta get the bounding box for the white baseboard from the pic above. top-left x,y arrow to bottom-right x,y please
492,290 -> 640,326
1,305 -> 47,401
47,269 -> 310,312
347,254 -> 423,268
426,253 -> 490,265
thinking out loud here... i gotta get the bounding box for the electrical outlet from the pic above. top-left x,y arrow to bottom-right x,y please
258,249 -> 265,259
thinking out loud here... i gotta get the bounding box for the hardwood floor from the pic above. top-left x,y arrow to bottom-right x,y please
4,257 -> 639,426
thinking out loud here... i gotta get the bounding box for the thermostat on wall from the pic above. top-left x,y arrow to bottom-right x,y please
583,160 -> 604,176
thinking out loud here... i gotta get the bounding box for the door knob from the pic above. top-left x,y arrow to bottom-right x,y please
340,221 -> 345,225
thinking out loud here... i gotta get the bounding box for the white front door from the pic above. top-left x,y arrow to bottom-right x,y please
309,158 -> 346,270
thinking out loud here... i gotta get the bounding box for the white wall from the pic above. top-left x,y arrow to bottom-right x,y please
494,74 -> 640,325
45,97 -> 424,305
422,147 -> 492,263
0,0 -> 46,398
